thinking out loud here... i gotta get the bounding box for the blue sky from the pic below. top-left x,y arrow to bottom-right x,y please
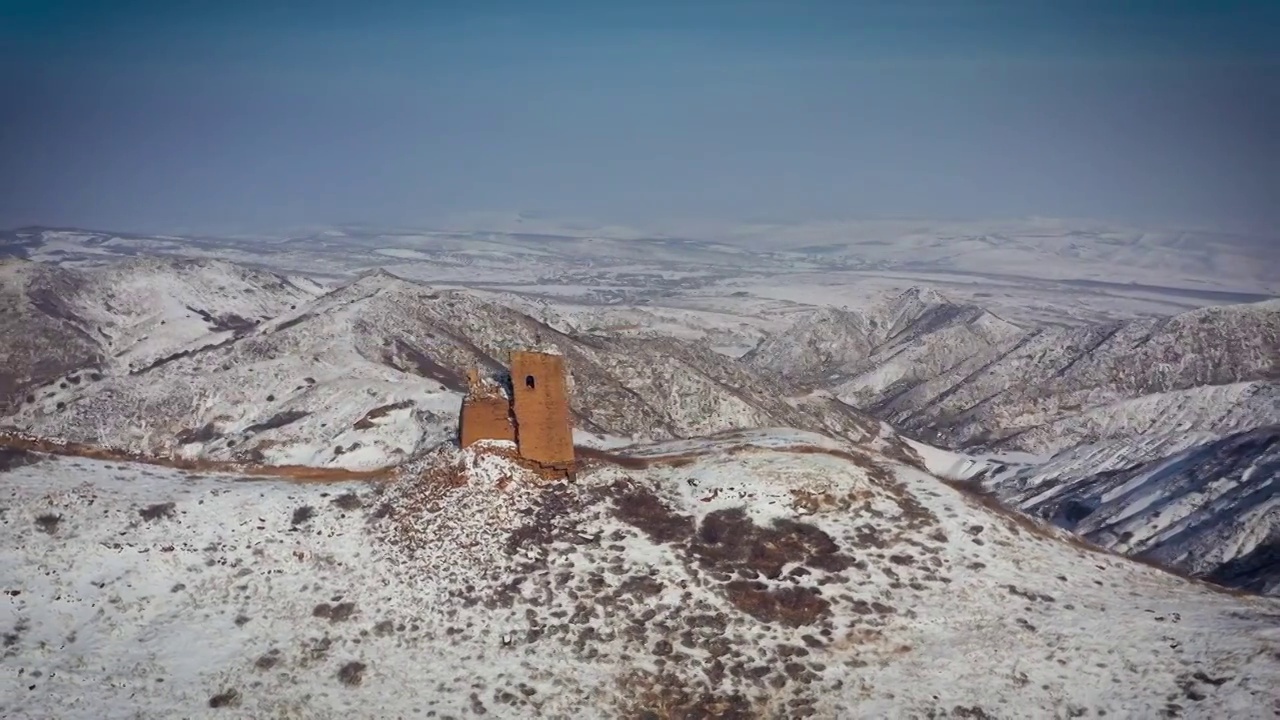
1,1 -> 1277,234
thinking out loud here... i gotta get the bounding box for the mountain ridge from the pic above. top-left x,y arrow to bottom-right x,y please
749,286 -> 1280,594
750,288 -> 1279,455
0,260 -> 889,471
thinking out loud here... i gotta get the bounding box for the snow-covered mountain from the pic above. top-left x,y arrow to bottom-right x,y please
3,241 -> 1277,600
4,432 -> 1279,718
0,260 -> 884,470
744,287 -> 1026,406
914,426 -> 1280,596
752,288 -> 1280,593
1008,426 -> 1280,595
0,257 -> 322,412
749,288 -> 1279,455
4,224 -> 1280,715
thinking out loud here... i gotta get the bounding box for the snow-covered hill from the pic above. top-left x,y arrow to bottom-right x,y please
750,288 -> 1279,456
744,287 -> 1026,404
913,427 -> 1280,595
0,258 -> 321,413
4,432 -> 1279,718
1,265 -> 884,470
749,289 -> 1280,594
3,240 -> 1277,601
7,222 -> 1276,331
1001,427 -> 1279,593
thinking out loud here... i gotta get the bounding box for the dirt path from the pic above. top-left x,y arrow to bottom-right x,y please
0,432 -> 391,483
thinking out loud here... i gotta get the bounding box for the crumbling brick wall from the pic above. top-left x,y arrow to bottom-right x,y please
510,351 -> 574,468
459,394 -> 516,447
458,369 -> 516,447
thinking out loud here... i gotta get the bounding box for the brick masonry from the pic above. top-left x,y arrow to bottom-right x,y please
459,393 -> 516,448
510,351 -> 574,469
456,352 -> 575,477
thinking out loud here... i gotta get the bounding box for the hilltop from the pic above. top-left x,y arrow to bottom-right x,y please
3,432 -> 1279,718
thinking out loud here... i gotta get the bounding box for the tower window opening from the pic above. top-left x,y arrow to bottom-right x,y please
525,375 -> 536,389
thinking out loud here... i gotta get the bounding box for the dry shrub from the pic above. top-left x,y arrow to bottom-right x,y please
337,661 -> 367,686
208,689 -> 241,708
609,481 -> 694,544
139,502 -> 176,521
722,581 -> 831,627
618,671 -> 756,720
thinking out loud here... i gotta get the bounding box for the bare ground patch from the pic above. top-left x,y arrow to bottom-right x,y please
603,483 -> 841,627
353,401 -> 414,430
619,670 -> 756,719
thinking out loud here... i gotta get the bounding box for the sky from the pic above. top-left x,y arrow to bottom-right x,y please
1,0 -> 1278,235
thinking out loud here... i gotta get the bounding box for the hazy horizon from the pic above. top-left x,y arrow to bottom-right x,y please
2,1 -> 1278,235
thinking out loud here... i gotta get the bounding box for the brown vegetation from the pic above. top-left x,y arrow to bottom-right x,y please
609,482 -> 694,544
721,581 -> 831,628
620,671 -> 756,719
605,482 -> 839,627
690,508 -> 854,579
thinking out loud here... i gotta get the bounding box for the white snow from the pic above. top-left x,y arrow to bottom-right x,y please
3,436 -> 1280,718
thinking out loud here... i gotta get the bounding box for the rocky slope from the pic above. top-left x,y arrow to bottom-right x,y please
752,289 -> 1280,594
4,432 -> 1280,718
992,427 -> 1280,593
0,257 -> 323,412
749,288 -> 1279,455
1,262 -> 882,469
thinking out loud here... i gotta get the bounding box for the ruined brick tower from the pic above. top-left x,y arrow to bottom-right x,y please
458,350 -> 575,478
510,351 -> 574,472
